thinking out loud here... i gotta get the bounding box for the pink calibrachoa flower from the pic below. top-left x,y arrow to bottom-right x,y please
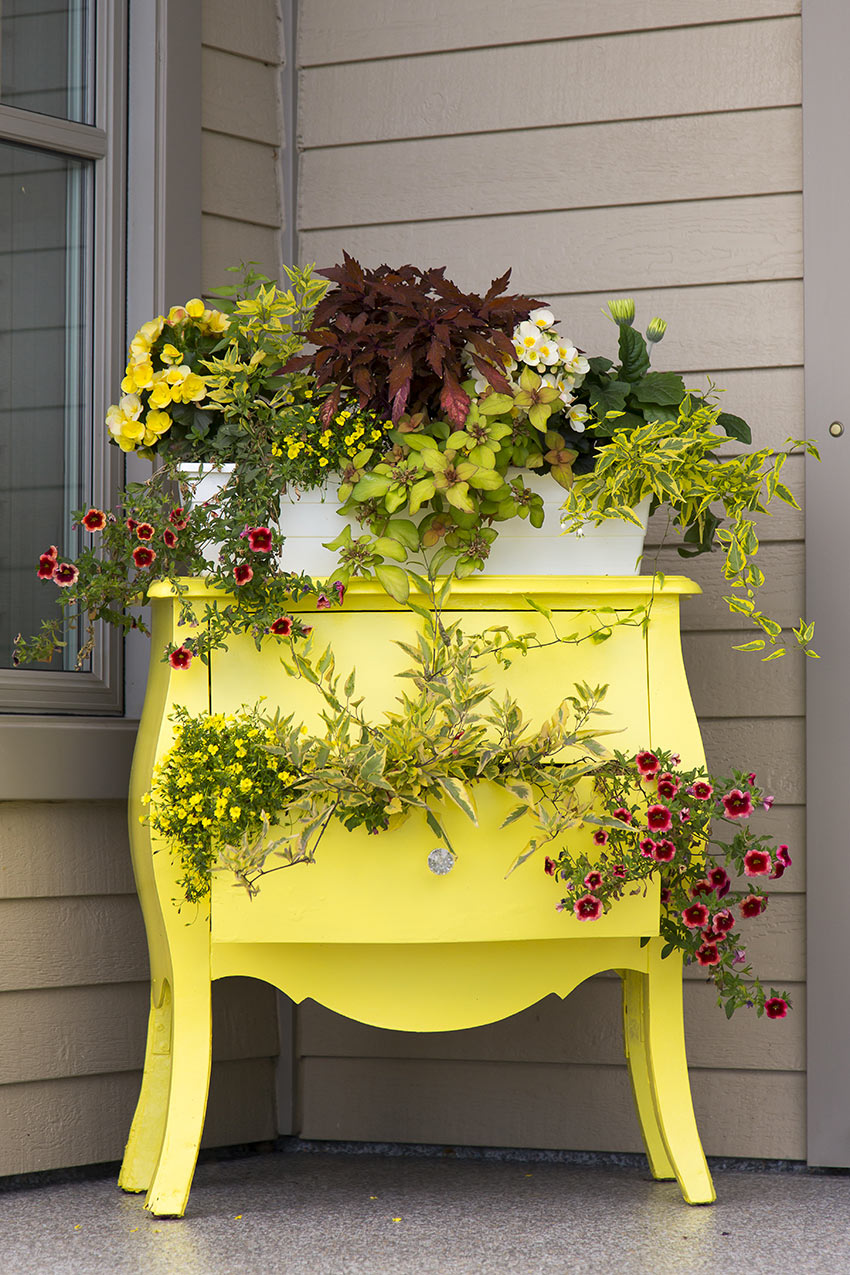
708,866 -> 731,898
136,522 -> 155,541
636,751 -> 660,778
669,754 -> 681,766
740,894 -> 766,918
315,593 -> 332,610
770,862 -> 786,880
777,844 -> 792,867
722,788 -> 753,819
690,879 -> 714,898
743,848 -> 771,877
544,856 -> 557,877
163,528 -> 178,548
233,563 -> 253,585
37,553 -> 57,580
592,829 -> 608,846
732,949 -> 747,965
574,894 -> 603,921
690,780 -> 713,801
765,996 -> 788,1019
651,839 -> 676,863
696,941 -> 720,967
682,902 -> 710,929
763,795 -> 775,811
270,616 -> 293,636
612,864 -> 627,879
168,646 -> 193,670
583,870 -> 603,891
713,909 -> 736,936
679,808 -> 691,823
169,507 -> 188,529
639,837 -> 656,858
53,562 -> 79,587
246,526 -> 273,552
612,807 -> 632,824
132,546 -> 156,569
125,517 -> 138,532
660,886 -> 671,905
302,625 -> 313,636
656,772 -> 679,800
81,507 -> 106,532
646,804 -> 673,833
333,580 -> 345,602
747,772 -> 757,785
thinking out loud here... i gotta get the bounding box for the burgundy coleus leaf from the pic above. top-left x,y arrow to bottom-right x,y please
391,381 -> 410,421
426,338 -> 448,377
471,353 -> 512,394
440,372 -> 471,427
350,312 -> 368,333
319,384 -> 341,426
388,352 -> 413,398
483,269 -> 513,303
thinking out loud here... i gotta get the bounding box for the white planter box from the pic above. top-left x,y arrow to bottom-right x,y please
177,465 -> 650,578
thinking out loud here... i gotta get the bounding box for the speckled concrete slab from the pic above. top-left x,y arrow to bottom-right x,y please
1,1149 -> 849,1275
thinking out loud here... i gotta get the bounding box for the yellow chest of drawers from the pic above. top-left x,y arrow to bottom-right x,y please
118,576 -> 714,1214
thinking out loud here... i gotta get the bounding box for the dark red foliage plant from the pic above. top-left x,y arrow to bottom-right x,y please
297,253 -> 544,428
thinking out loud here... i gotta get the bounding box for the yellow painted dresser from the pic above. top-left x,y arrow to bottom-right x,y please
119,576 -> 715,1214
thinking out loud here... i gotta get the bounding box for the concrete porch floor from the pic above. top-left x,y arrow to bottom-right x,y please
2,1143 -> 849,1275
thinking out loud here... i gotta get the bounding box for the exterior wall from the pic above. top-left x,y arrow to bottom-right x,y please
293,0 -> 806,1159
0,0 -> 290,1177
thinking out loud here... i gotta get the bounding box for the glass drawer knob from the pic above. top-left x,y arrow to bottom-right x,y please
427,847 -> 455,875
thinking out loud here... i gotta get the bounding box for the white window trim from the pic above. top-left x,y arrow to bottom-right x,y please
0,0 -> 202,795
0,1 -> 127,714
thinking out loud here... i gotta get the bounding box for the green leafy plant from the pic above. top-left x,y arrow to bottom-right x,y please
559,397 -> 820,657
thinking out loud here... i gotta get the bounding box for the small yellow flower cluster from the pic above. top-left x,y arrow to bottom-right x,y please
270,397 -> 387,480
106,299 -> 229,453
145,708 -> 293,902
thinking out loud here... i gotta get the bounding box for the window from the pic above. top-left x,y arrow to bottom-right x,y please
0,0 -> 126,713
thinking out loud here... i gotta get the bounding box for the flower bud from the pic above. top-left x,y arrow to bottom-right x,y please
608,298 -> 635,327
646,317 -> 667,344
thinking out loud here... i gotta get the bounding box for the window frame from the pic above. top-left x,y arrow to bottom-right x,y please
0,0 -> 127,715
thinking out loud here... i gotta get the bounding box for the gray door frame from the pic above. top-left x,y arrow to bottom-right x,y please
803,0 -> 850,1167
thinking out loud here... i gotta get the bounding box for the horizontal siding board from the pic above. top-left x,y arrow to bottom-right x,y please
0,896 -> 148,991
0,801 -> 134,899
299,19 -> 801,147
300,109 -> 801,229
201,132 -> 280,227
202,215 -> 281,295
0,1058 -> 276,1176
299,1 -> 801,65
700,718 -> 804,803
202,48 -> 280,145
299,978 -> 805,1071
298,1056 -> 805,1159
299,194 -> 802,296
203,0 -> 281,64
550,281 -> 804,372
660,543 -> 804,631
684,632 -> 805,718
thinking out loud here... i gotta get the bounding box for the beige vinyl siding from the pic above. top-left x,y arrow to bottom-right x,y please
201,3 -> 285,293
0,801 -> 279,1174
295,4 -> 805,1159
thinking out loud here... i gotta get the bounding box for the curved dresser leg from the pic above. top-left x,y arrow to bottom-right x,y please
621,968 -> 675,1181
642,942 -> 715,1204
118,977 -> 174,1193
144,967 -> 212,1217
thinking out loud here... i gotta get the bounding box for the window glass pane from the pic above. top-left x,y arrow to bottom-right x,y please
0,0 -> 91,123
0,139 -> 90,670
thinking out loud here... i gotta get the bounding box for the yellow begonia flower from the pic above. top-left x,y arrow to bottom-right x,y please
160,343 -> 182,365
121,360 -> 154,393
145,409 -> 172,437
163,366 -> 206,404
202,308 -> 230,334
185,298 -> 205,319
167,305 -> 187,324
148,376 -> 173,409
